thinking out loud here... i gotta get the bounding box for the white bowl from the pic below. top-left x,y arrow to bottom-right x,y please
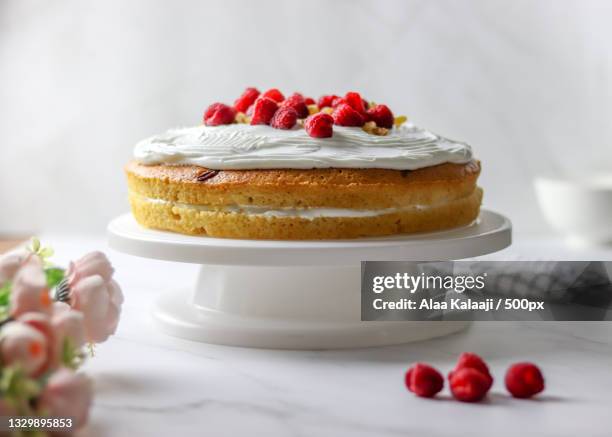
534,175 -> 612,244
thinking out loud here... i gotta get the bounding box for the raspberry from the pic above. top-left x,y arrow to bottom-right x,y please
203,103 -> 236,126
332,103 -> 365,127
304,113 -> 333,138
449,367 -> 491,402
405,363 -> 444,398
270,107 -> 298,130
234,87 -> 260,113
304,97 -> 315,105
317,95 -> 338,108
505,362 -> 545,398
345,91 -> 367,113
250,97 -> 279,125
261,88 -> 285,103
448,352 -> 493,391
280,93 -> 309,118
367,104 -> 394,129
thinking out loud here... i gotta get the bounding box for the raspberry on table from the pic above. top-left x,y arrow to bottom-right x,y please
317,95 -> 338,108
448,352 -> 493,391
367,104 -> 394,129
250,97 -> 279,125
505,362 -> 545,398
449,367 -> 491,402
304,97 -> 315,105
261,88 -> 285,103
280,93 -> 309,118
270,106 -> 298,130
405,363 -> 444,398
304,113 -> 334,138
332,103 -> 365,127
203,102 -> 236,126
234,87 -> 260,113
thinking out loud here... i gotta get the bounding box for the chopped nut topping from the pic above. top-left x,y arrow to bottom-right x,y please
394,115 -> 408,128
307,104 -> 320,115
362,121 -> 389,136
362,121 -> 377,134
235,112 -> 250,124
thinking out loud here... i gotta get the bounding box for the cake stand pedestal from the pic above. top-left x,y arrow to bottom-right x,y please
107,209 -> 511,349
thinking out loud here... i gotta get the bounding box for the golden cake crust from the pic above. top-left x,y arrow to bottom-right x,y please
125,160 -> 483,240
125,160 -> 481,209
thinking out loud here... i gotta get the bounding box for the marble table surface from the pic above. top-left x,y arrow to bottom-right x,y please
38,234 -> 612,437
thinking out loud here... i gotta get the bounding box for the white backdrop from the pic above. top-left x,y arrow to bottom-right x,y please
1,0 -> 611,235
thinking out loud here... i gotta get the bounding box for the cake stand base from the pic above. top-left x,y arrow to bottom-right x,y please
108,210 -> 511,349
154,288 -> 470,349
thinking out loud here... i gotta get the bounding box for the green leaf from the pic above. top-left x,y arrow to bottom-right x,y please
61,337 -> 85,369
0,365 -> 41,405
0,281 -> 10,322
45,268 -> 65,289
39,247 -> 54,258
0,281 -> 11,306
29,237 -> 40,253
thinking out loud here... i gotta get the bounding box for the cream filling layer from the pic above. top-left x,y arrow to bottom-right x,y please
135,194 -> 429,220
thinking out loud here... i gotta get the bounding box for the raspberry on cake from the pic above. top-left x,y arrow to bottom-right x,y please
345,91 -> 368,114
304,113 -> 334,138
261,88 -> 285,103
317,94 -> 338,108
203,103 -> 236,126
126,88 -> 482,240
270,106 -> 298,130
233,87 -> 260,113
250,97 -> 278,125
332,103 -> 365,127
280,93 -> 309,118
367,104 -> 394,129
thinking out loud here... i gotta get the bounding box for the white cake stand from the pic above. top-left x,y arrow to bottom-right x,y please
107,209 -> 511,349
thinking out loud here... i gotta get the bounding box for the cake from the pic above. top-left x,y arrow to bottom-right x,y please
126,88 -> 482,240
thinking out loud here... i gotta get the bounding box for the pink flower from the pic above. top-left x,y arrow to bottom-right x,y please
51,306 -> 86,367
10,255 -> 52,318
18,312 -> 54,375
0,321 -> 48,376
67,251 -> 114,284
67,252 -> 123,343
52,301 -> 71,315
37,369 -> 92,429
0,249 -> 30,285
70,277 -> 123,343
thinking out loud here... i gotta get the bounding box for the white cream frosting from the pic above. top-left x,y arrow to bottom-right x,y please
138,194 -> 429,220
133,123 -> 473,170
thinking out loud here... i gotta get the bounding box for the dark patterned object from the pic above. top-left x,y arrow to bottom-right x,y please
465,261 -> 611,302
